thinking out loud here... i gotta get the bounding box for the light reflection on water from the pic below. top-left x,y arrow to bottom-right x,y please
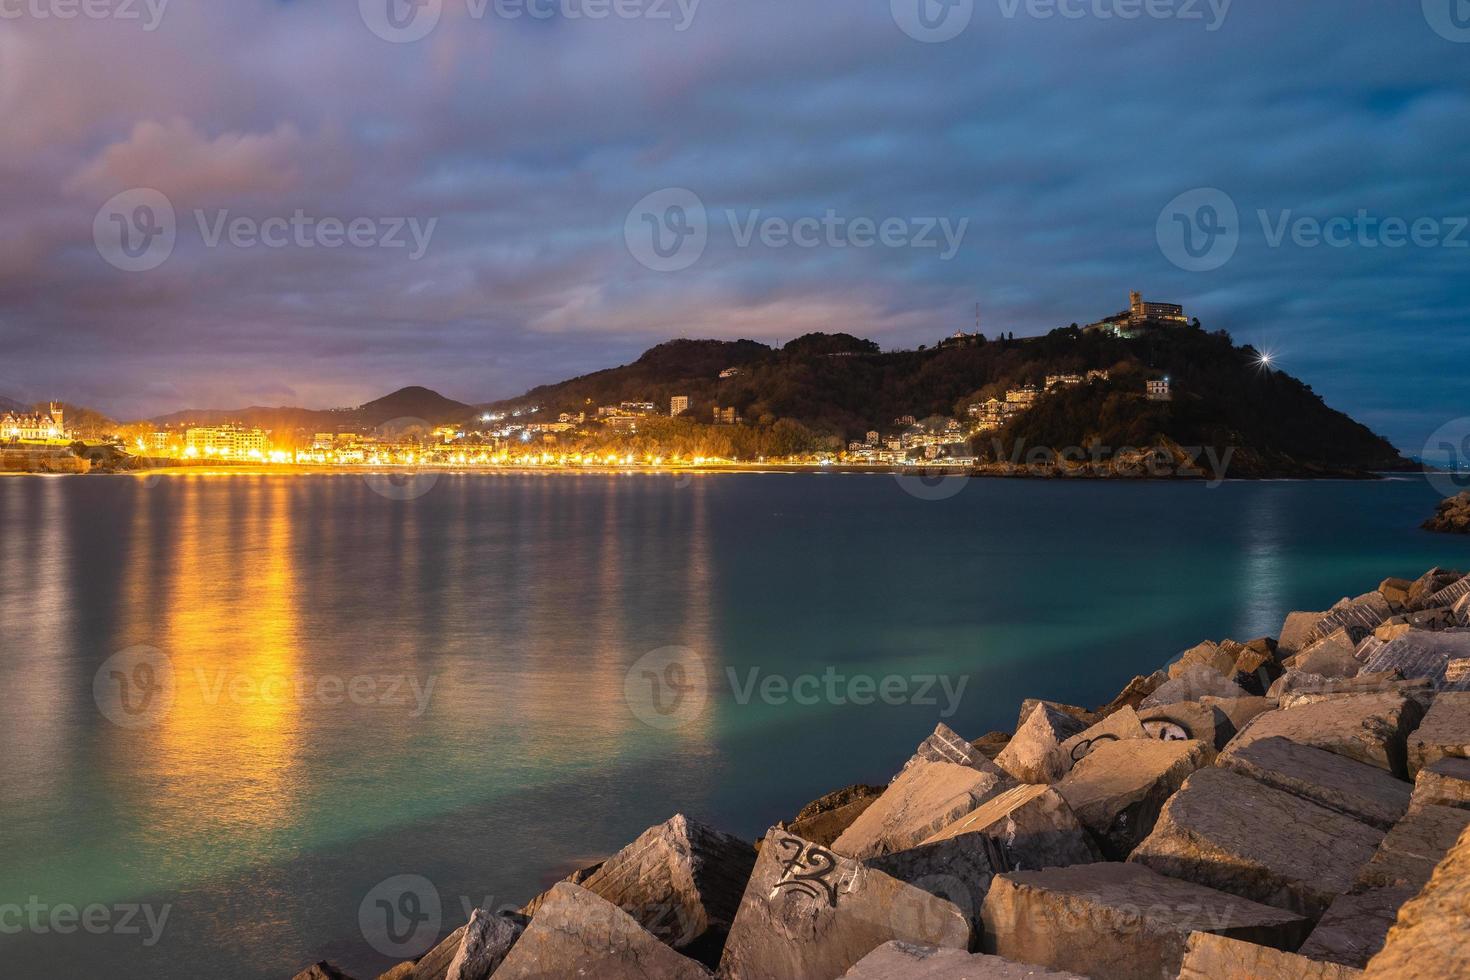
0,472 -> 1461,979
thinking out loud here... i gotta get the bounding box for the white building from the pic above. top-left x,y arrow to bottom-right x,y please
1,403 -> 67,443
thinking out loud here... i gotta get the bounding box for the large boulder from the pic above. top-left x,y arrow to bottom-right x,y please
784,785 -> 886,847
1225,693 -> 1425,779
411,910 -> 526,980
1292,630 -> 1363,680
980,863 -> 1309,980
1198,695 -> 1278,733
869,784 -> 1101,926
1053,737 -> 1209,859
1379,578 -> 1413,611
1411,756 -> 1470,809
1362,824 -> 1470,978
1216,736 -> 1411,831
1169,641 -> 1238,681
1299,602 -> 1390,652
1353,802 -> 1470,893
1416,568 -> 1468,606
1406,691 -> 1470,777
1177,932 -> 1365,979
838,941 -> 1086,979
493,883 -> 711,980
1057,706 -> 1149,773
1360,630 -> 1470,691
1138,701 -> 1234,751
292,965 -> 357,980
1296,888 -> 1415,970
833,759 -> 1010,861
1014,700 -> 1096,732
720,828 -> 971,980
1138,666 -> 1248,708
521,814 -> 754,963
994,703 -> 1089,784
904,723 -> 999,773
1093,671 -> 1167,717
1129,767 -> 1386,919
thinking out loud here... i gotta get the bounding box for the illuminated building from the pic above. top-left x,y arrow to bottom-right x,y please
1087,291 -> 1189,337
1147,378 -> 1174,402
1,403 -> 68,443
670,396 -> 690,417
185,424 -> 270,458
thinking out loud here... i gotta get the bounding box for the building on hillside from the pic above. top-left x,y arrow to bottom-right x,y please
1045,374 -> 1085,390
1146,378 -> 1173,402
185,425 -> 269,458
938,330 -> 982,350
718,367 -> 742,379
712,406 -> 742,425
1087,369 -> 1111,383
1086,291 -> 1189,337
1005,386 -> 1040,408
1,403 -> 67,443
670,396 -> 690,417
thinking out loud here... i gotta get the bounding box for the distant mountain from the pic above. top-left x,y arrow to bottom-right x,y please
0,395 -> 27,414
150,386 -> 475,432
486,327 -> 1408,477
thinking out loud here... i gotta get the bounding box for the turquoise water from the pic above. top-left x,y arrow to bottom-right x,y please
0,472 -> 1464,978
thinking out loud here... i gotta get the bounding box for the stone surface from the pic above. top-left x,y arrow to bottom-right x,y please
838,941 -> 1087,979
785,785 -> 886,848
1406,567 -> 1463,609
833,759 -> 1010,860
1130,767 -> 1385,919
441,909 -> 524,980
378,964 -> 415,980
720,828 -> 971,980
1093,671 -> 1167,717
1054,737 -> 1208,859
1199,695 -> 1277,733
1379,578 -> 1413,610
1297,888 -> 1414,970
1411,756 -> 1470,809
1216,736 -> 1412,831
1138,666 -> 1248,708
1169,641 -> 1238,681
1226,693 -> 1424,779
1360,629 -> 1470,690
1300,602 -> 1388,652
1138,701 -> 1233,751
905,723 -> 1000,773
994,703 -> 1089,784
293,965 -> 357,980
1293,630 -> 1363,679
1057,706 -> 1148,774
971,731 -> 1012,761
1406,691 -> 1470,777
1354,802 -> 1470,893
1014,700 -> 1096,732
1280,610 -> 1328,657
871,785 -> 1101,925
494,883 -> 712,980
980,863 -> 1309,980
1425,570 -> 1470,606
528,814 -> 755,962
1177,932 -> 1365,979
1362,824 -> 1470,978
1231,645 -> 1284,695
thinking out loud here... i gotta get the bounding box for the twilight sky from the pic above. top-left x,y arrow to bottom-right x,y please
0,0 -> 1466,450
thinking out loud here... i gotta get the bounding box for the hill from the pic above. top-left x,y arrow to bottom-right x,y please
487,326 -> 1407,477
150,386 -> 474,432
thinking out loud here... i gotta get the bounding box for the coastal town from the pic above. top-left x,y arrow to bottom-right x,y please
2,293 -> 1185,475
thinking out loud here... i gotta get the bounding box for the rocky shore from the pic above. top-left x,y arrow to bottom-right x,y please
296,567 -> 1470,980
1425,492 -> 1470,534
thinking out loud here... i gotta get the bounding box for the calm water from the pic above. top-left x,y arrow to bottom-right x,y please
1,472 -> 1465,978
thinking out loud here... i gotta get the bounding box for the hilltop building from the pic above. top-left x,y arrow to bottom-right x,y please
670,396 -> 690,417
1087,291 -> 1189,338
1,403 -> 68,443
1147,378 -> 1174,402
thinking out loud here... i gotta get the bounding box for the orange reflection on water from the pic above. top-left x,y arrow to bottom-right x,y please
143,478 -> 306,845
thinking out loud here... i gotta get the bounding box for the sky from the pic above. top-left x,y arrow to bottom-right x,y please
0,0 -> 1466,451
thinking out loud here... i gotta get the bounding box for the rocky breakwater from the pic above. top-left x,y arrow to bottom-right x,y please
1425,491 -> 1470,534
295,567 -> 1470,980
